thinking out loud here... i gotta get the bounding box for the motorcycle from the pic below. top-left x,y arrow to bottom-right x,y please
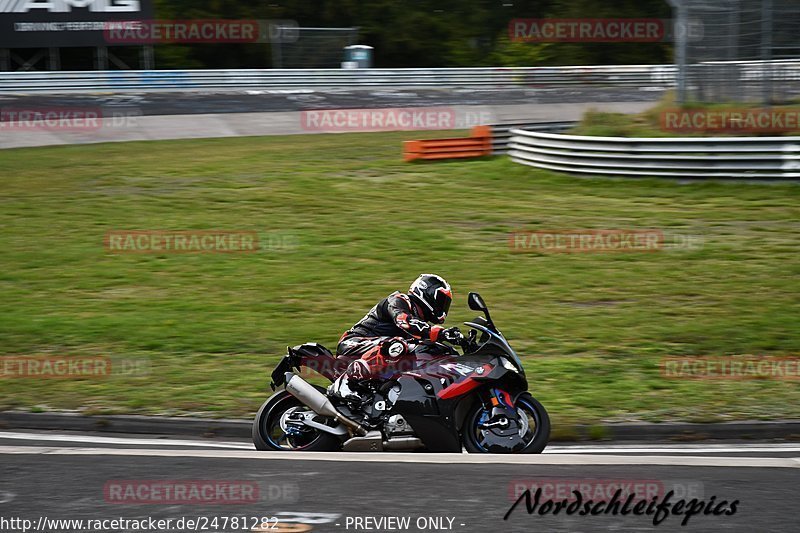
252,292 -> 550,453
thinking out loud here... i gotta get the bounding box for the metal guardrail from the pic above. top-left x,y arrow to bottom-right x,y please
508,129 -> 800,179
0,65 -> 676,93
489,121 -> 576,154
1,60 -> 797,95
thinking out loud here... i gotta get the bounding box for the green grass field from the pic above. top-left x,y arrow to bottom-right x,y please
571,95 -> 800,137
1,130 -> 798,431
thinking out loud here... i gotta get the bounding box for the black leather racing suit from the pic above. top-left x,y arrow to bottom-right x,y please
336,291 -> 444,379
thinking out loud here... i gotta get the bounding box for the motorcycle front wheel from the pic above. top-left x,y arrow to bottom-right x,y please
252,389 -> 341,451
463,392 -> 551,454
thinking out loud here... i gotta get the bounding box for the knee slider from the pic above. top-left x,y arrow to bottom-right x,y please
380,338 -> 408,361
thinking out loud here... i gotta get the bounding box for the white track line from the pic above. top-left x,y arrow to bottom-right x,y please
549,443 -> 800,449
0,446 -> 797,468
544,443 -> 800,454
0,431 -> 252,449
2,432 -> 800,455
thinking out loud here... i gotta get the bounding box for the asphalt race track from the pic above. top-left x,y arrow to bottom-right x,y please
0,431 -> 797,533
0,87 -> 661,149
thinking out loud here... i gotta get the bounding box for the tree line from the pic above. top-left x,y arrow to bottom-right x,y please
152,0 -> 673,69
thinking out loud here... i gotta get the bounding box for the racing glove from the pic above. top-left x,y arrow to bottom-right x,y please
441,327 -> 465,344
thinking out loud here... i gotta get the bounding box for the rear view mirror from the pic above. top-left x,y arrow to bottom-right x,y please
468,292 -> 486,312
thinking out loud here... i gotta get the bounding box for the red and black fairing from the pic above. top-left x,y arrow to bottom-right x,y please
388,354 -> 528,452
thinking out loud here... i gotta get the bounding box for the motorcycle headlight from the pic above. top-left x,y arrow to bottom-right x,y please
500,357 -> 519,373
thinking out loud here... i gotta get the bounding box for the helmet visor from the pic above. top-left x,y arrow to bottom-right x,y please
433,288 -> 452,322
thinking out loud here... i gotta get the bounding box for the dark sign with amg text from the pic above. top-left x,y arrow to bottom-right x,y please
0,0 -> 154,48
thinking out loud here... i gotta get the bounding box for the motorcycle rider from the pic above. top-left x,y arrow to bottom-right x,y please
329,273 -> 464,402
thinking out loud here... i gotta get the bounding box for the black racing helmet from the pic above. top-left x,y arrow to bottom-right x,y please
409,273 -> 452,324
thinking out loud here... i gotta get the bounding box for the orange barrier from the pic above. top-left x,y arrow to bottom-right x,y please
403,125 -> 492,162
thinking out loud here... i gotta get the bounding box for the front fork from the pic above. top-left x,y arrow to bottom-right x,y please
478,388 -> 521,428
471,388 -> 527,452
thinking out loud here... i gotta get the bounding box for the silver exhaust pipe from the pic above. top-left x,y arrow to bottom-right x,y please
383,437 -> 424,451
284,372 -> 367,436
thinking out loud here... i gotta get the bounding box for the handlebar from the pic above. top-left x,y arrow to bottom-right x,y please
412,327 -> 480,356
454,329 -> 477,353
442,329 -> 477,355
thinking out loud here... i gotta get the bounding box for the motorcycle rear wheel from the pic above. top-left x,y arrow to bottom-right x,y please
252,389 -> 341,451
